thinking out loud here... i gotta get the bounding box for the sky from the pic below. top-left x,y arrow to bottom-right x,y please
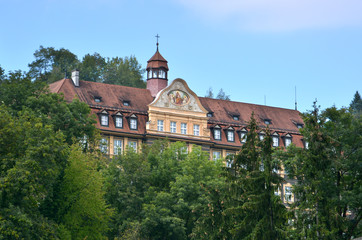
1,0 -> 361,113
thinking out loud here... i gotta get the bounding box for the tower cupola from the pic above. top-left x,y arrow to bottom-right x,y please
146,35 -> 169,97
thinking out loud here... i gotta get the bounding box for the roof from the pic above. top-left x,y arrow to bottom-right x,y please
146,49 -> 169,70
199,97 -> 303,134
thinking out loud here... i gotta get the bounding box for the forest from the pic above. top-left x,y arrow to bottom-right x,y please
0,47 -> 361,239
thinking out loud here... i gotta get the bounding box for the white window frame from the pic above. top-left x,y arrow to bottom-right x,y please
114,139 -> 122,155
227,130 -> 234,142
130,118 -> 137,130
100,137 -> 108,154
128,141 -> 137,151
170,121 -> 176,133
193,124 -> 200,136
214,128 -> 221,140
285,137 -> 292,147
272,136 -> 279,147
213,150 -> 221,161
115,116 -> 123,128
157,120 -> 164,131
181,123 -> 187,134
100,115 -> 109,126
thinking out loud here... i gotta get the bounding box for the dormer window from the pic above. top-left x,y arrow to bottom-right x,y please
232,115 -> 239,121
123,101 -> 130,106
240,128 -> 248,143
259,131 -> 265,141
129,114 -> 137,130
94,96 -> 102,103
98,110 -> 109,127
297,124 -> 304,129
113,112 -> 123,128
272,132 -> 279,147
227,127 -> 235,142
207,112 -> 213,117
214,125 -> 221,140
284,133 -> 292,147
264,119 -> 272,125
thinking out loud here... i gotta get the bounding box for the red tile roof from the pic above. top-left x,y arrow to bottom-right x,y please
147,50 -> 169,70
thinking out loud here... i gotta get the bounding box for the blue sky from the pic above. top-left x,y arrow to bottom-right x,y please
1,0 -> 361,113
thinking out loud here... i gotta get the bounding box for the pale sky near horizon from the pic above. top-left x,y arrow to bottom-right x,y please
1,0 -> 361,113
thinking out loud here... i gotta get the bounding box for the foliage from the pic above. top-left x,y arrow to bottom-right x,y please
78,53 -> 106,82
58,146 -> 113,240
205,87 -> 231,100
350,91 -> 362,115
282,102 -> 362,239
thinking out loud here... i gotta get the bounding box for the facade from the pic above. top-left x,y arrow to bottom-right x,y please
49,45 -> 305,204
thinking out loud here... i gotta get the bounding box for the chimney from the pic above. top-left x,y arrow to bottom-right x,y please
71,69 -> 79,87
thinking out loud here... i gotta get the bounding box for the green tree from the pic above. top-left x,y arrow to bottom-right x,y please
350,91 -> 362,115
205,87 -> 231,100
284,102 -> 362,239
78,53 -> 106,82
58,146 -> 113,240
103,56 -> 146,88
28,46 -> 79,83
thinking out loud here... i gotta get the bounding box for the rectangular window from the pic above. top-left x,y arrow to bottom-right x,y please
273,136 -> 279,147
193,124 -> 200,136
285,186 -> 292,202
130,118 -> 137,130
157,120 -> 164,131
227,131 -> 234,142
259,134 -> 264,141
101,115 -> 108,126
114,139 -> 122,155
100,137 -> 108,154
214,129 -> 221,140
170,121 -> 176,133
115,116 -> 123,128
181,123 -> 187,134
285,138 -> 292,147
213,151 -> 221,161
240,132 -> 247,143
226,152 -> 234,168
128,141 -> 137,151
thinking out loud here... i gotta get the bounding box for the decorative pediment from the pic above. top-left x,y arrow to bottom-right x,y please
148,78 -> 208,114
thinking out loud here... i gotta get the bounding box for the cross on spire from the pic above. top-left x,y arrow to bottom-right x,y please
155,34 -> 160,50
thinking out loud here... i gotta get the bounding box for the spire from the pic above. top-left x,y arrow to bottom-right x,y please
155,34 -> 160,51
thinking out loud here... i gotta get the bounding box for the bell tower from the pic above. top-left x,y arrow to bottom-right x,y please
146,35 -> 169,97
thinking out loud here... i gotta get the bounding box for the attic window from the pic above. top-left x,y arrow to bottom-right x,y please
264,119 -> 271,125
232,115 -> 239,121
123,101 -> 130,106
207,112 -> 213,117
240,128 -> 248,143
284,134 -> 292,147
94,97 -> 102,102
297,123 -> 304,129
272,132 -> 279,147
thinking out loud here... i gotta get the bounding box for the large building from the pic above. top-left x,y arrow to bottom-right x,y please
50,44 -> 305,204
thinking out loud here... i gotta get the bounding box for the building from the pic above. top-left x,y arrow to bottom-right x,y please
49,44 -> 305,203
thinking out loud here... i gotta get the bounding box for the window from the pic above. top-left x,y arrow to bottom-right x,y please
158,70 -> 165,78
170,121 -> 176,133
114,139 -> 122,155
123,101 -> 130,106
274,187 -> 280,196
207,112 -> 213,117
264,119 -> 271,125
128,141 -> 137,151
148,71 -> 152,79
157,120 -> 164,131
115,116 -> 123,128
213,151 -> 221,161
272,135 -> 279,147
297,124 -> 303,129
100,138 -> 108,154
240,128 -> 247,143
181,123 -> 187,134
94,97 -> 101,102
285,186 -> 292,202
226,152 -> 234,168
100,115 -> 109,126
130,118 -> 137,130
233,115 -> 239,120
227,130 -> 234,142
285,137 -> 292,147
259,133 -> 265,141
193,124 -> 200,136
304,141 -> 309,149
214,127 -> 221,140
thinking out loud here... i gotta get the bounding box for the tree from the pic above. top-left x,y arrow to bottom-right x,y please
57,146 -> 113,240
205,87 -> 231,100
103,56 -> 146,88
350,91 -> 362,115
28,46 -> 79,83
78,53 -> 106,82
283,102 -> 362,239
